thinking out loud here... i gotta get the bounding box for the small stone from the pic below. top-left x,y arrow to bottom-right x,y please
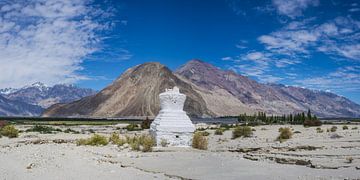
26,163 -> 35,169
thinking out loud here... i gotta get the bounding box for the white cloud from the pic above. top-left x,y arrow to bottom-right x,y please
258,17 -> 360,61
296,66 -> 360,92
221,56 -> 233,61
244,52 -> 266,60
0,0 -> 116,89
272,0 -> 319,19
349,8 -> 360,12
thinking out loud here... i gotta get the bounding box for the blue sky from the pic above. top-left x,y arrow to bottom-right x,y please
0,0 -> 359,104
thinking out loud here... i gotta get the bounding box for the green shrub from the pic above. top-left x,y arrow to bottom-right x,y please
278,127 -> 284,132
76,134 -> 108,146
352,127 -> 358,130
192,132 -> 208,150
316,127 -> 324,133
141,117 -> 152,129
277,127 -> 293,142
1,125 -> 19,138
232,126 -> 252,139
330,126 -> 337,132
109,133 -> 126,146
342,125 -> 349,130
64,128 -> 79,134
220,124 -> 232,130
214,129 -> 223,135
303,119 -> 322,127
126,124 -> 142,131
199,131 -> 210,136
197,128 -> 207,131
26,125 -> 61,134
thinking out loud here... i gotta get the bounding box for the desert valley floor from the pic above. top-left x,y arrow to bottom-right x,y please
0,124 -> 359,180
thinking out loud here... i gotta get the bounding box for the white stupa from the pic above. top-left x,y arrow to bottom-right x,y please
150,86 -> 195,147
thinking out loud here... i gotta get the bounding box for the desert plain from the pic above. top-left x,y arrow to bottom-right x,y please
0,123 -> 359,180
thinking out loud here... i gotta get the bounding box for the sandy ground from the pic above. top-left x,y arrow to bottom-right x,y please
0,124 -> 359,180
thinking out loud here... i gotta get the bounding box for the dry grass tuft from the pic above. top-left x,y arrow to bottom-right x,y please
76,134 -> 108,146
232,126 -> 252,139
277,127 -> 293,142
1,125 -> 19,138
192,132 -> 208,150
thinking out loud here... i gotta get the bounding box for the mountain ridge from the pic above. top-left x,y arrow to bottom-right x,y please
43,60 -> 360,118
0,83 -> 96,116
176,60 -> 360,117
43,62 -> 213,118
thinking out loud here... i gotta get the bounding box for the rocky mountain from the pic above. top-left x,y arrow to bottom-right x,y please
0,94 -> 43,116
176,60 -> 360,117
1,82 -> 96,108
43,63 -> 213,118
43,60 -> 360,118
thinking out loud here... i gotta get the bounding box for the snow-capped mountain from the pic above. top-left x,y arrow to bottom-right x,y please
0,88 -> 18,95
0,94 -> 43,116
0,83 -> 96,116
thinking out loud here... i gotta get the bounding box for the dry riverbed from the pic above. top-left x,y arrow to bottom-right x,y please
0,124 -> 359,180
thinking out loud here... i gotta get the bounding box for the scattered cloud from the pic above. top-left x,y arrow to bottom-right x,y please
271,0 -> 319,19
221,56 -> 233,61
0,0 -> 118,89
224,51 -> 284,83
296,66 -> 360,92
235,40 -> 248,49
258,17 -> 360,61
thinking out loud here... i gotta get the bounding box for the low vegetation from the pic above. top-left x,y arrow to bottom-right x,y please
192,132 -> 208,150
219,124 -> 233,130
316,127 -> 324,133
352,127 -> 358,130
77,133 -> 155,152
330,126 -> 337,132
160,138 -> 168,147
346,156 -> 354,163
198,131 -> 210,136
303,119 -> 322,127
126,134 -> 155,152
342,125 -> 348,130
277,127 -> 293,142
125,124 -> 142,131
109,133 -> 126,146
214,129 -> 224,135
26,125 -> 62,134
141,117 -> 152,129
232,126 -> 253,139
76,134 -> 108,146
0,125 -> 19,138
64,128 -> 80,134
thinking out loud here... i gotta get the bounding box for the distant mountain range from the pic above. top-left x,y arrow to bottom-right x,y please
0,82 -> 96,116
43,60 -> 360,118
176,60 -> 360,118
